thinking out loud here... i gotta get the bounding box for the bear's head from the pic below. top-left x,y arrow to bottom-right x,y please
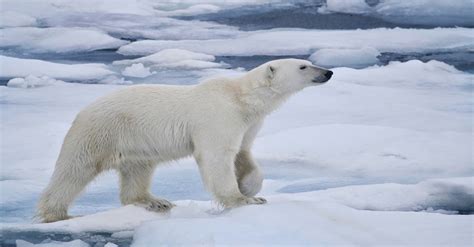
264,58 -> 333,94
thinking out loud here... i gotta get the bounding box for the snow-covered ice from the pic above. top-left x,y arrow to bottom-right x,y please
0,27 -> 128,54
0,0 -> 242,41
2,178 -> 472,245
321,0 -> 371,14
17,239 -> 89,247
374,0 -> 474,26
7,76 -> 65,89
113,49 -> 224,71
43,14 -> 241,41
1,0 -> 473,246
0,11 -> 36,28
0,56 -> 115,82
0,0 -> 289,18
118,27 -> 474,56
321,0 -> 474,26
332,60 -> 474,90
121,64 -> 154,78
132,196 -> 473,246
113,49 -> 215,66
309,47 -> 380,68
153,4 -> 221,17
0,0 -> 156,17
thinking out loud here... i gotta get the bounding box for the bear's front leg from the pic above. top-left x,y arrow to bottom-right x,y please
235,150 -> 264,197
194,148 -> 266,208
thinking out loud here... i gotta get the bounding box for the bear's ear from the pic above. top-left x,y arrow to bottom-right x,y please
266,65 -> 275,80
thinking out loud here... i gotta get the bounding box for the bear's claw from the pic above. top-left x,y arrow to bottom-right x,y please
135,197 -> 175,212
246,197 -> 267,204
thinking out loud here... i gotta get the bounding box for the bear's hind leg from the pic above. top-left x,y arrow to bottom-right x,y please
118,161 -> 174,212
37,160 -> 99,223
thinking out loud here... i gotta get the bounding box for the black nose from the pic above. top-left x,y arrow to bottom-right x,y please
325,70 -> 333,80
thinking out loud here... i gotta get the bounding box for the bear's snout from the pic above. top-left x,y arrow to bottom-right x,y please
313,70 -> 333,83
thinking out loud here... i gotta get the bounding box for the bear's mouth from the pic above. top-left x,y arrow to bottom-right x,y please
312,76 -> 329,83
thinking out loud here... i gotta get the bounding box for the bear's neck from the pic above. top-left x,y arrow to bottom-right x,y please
232,75 -> 291,122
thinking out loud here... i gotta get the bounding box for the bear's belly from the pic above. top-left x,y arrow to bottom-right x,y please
117,131 -> 193,164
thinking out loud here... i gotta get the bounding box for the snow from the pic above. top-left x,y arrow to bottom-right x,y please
2,205 -> 160,233
255,124 -> 472,179
152,60 -> 225,70
118,28 -> 474,56
114,49 -> 215,66
322,0 -> 371,14
0,56 -> 115,82
375,0 -> 474,26
114,49 -> 225,77
320,0 -> 474,26
111,231 -> 134,239
153,4 -> 221,16
296,177 -> 474,214
0,0 -> 157,17
309,47 -> 380,68
43,14 -> 241,41
0,27 -> 128,53
0,0 -> 288,18
114,49 -> 225,78
0,0 -> 241,41
333,60 -> 474,90
4,178 -> 472,245
17,239 -> 89,247
121,64 -> 154,78
0,11 -> 37,28
7,76 -> 65,88
132,200 -> 472,246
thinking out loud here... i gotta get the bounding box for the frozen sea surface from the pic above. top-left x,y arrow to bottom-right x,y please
1,0 -> 473,246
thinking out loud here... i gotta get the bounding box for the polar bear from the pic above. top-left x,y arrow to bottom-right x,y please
37,59 -> 333,222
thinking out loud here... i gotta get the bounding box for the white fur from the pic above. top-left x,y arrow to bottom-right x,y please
37,59 -> 331,222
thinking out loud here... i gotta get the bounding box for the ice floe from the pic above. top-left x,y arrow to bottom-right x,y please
309,47 -> 380,68
0,55 -> 115,82
3,178 -> 472,246
118,28 -> 474,56
320,0 -> 474,26
0,27 -> 128,54
121,64 -> 154,78
7,76 -> 65,88
0,11 -> 36,28
114,49 -> 215,66
320,0 -> 371,14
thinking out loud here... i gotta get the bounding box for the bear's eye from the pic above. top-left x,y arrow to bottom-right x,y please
299,65 -> 307,70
